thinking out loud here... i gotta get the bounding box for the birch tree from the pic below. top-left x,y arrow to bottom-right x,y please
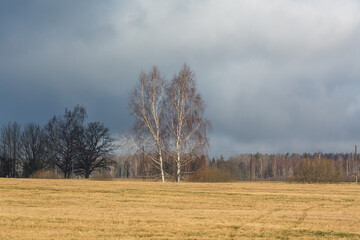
166,64 -> 210,182
128,66 -> 167,182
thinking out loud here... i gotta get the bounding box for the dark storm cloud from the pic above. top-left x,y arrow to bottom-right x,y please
0,0 -> 133,131
1,0 -> 360,157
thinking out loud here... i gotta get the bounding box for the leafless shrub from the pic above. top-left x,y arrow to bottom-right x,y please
30,170 -> 63,179
189,167 -> 235,182
90,172 -> 114,181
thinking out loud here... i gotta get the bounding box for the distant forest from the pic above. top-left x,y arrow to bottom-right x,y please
0,111 -> 358,182
113,152 -> 358,182
0,107 -> 358,182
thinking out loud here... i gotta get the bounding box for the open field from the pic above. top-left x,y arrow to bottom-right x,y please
0,179 -> 359,240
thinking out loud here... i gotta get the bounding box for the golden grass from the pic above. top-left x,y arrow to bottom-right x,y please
0,179 -> 359,239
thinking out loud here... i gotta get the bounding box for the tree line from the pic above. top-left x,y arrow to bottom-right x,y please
0,106 -> 116,178
113,152 -> 356,183
204,152 -> 356,182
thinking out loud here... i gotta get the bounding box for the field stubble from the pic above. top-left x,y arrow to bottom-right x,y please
0,179 -> 359,239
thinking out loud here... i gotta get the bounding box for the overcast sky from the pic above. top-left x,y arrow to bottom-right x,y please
1,0 -> 360,158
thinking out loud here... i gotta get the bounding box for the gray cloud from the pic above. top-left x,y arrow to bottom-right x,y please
1,0 -> 360,157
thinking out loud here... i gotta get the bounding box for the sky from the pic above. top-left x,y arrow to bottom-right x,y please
0,0 -> 360,158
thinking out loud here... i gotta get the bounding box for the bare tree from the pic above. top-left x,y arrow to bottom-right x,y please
127,66 -> 167,182
20,123 -> 50,177
165,64 -> 210,182
0,122 -> 21,177
45,105 -> 87,178
75,121 -> 116,178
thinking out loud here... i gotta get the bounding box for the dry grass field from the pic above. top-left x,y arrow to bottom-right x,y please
0,179 -> 359,240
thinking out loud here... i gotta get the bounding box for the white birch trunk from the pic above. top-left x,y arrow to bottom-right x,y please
159,153 -> 165,182
176,141 -> 181,182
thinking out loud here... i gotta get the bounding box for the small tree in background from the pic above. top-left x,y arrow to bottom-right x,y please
45,105 -> 87,178
20,123 -> 51,177
0,122 -> 21,177
75,121 -> 116,178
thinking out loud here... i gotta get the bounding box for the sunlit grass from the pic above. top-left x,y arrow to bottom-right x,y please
0,179 -> 359,239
